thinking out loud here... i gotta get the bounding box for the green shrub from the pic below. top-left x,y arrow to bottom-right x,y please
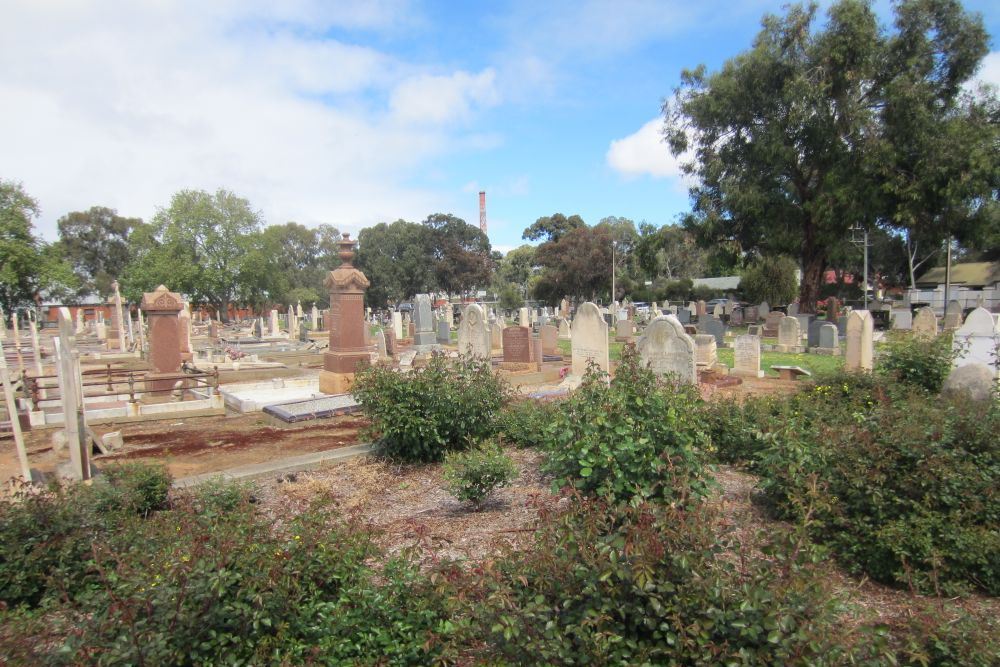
877,330 -> 956,393
93,463 -> 173,516
541,346 -> 711,504
353,353 -> 510,462
467,496 -> 856,665
186,477 -> 256,517
443,443 -> 518,509
699,395 -> 777,467
497,398 -> 558,448
51,500 -> 454,665
756,375 -> 1000,595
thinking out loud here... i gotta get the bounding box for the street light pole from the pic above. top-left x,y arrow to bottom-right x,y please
850,225 -> 872,310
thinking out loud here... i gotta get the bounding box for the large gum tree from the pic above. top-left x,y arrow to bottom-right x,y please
664,0 -> 997,312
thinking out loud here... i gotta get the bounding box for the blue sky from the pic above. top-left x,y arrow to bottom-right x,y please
2,0 -> 998,252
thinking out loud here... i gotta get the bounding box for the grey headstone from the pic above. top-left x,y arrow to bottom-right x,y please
677,308 -> 691,324
819,323 -> 838,349
701,316 -> 726,346
413,294 -> 436,348
807,319 -> 825,347
437,319 -> 450,344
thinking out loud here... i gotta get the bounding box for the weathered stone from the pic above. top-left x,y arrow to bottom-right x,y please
845,310 -> 874,372
942,363 -> 995,401
540,324 -> 559,355
392,311 -> 403,340
807,319 -> 825,348
457,303 -> 491,359
437,319 -> 451,344
141,285 -> 184,392
519,307 -> 530,327
615,319 -> 634,342
701,316 -> 726,347
558,318 -> 571,340
891,309 -> 912,330
676,308 -> 691,324
637,315 -> 696,384
694,334 -> 717,366
413,294 -> 436,349
776,316 -> 802,353
943,300 -> 963,330
787,302 -> 799,316
491,320 -> 503,350
571,302 -> 609,377
732,334 -> 764,378
912,306 -> 938,340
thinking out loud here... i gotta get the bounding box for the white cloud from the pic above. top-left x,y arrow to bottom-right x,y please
606,118 -> 685,180
976,51 -> 1000,89
0,1 -> 494,239
390,69 -> 500,125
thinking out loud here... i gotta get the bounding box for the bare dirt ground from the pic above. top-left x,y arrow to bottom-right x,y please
256,448 -> 554,563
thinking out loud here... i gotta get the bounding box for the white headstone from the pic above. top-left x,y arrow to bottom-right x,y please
457,303 -> 491,359
912,306 -> 938,340
392,311 -> 404,340
777,316 -> 801,351
845,310 -> 874,372
732,334 -> 764,378
637,315 -> 697,384
571,302 -> 609,377
519,307 -> 530,328
270,309 -> 280,337
952,307 -> 999,376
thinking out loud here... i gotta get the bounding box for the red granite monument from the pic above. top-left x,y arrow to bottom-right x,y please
320,234 -> 371,394
140,285 -> 184,393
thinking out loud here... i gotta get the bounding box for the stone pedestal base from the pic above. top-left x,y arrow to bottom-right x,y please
319,370 -> 355,395
731,368 -> 765,379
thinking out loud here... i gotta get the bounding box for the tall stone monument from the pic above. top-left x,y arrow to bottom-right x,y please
108,280 -> 127,351
141,285 -> 185,393
845,310 -> 874,372
319,234 -> 371,394
413,294 -> 436,350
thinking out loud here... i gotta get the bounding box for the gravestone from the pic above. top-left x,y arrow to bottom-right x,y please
141,285 -> 184,392
287,305 -> 298,340
637,315 -> 696,384
437,319 -> 451,344
744,305 -> 759,323
253,318 -> 263,338
732,334 -> 764,378
74,307 -> 85,335
270,309 -> 280,337
912,306 -> 938,340
615,319 -> 634,342
384,328 -> 397,357
759,301 -> 770,317
55,308 -> 90,481
794,314 -> 813,338
776,316 -> 802,353
763,311 -> 784,337
519,307 -> 530,328
413,294 -> 436,349
724,301 -> 735,316
503,326 -> 532,363
747,324 -> 763,337
837,315 -> 848,336
807,319 -> 825,348
818,323 -> 839,354
845,310 -> 874,372
392,311 -> 403,340
560,298 -> 570,318
694,334 -> 717,367
558,318 -> 571,340
457,303 -> 491,359
374,330 -> 387,359
696,300 -> 707,317
730,307 -> 743,326
677,308 -> 691,324
311,305 -> 320,329
891,309 -> 912,330
571,302 -> 609,377
942,363 -> 995,401
491,320 -> 503,350
443,305 -> 454,329
712,303 -> 723,319
540,324 -> 559,355
178,307 -> 193,361
319,233 -> 371,394
951,307 -> 999,375
108,280 -> 126,351
702,316 -> 726,347
787,302 -> 799,317
943,300 -> 963,330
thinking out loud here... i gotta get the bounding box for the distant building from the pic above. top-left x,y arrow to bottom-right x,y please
907,261 -> 1000,313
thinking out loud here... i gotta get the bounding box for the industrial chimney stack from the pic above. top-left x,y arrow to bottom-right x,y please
478,191 -> 487,236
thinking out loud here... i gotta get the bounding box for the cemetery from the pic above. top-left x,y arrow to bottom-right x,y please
2,0 -> 999,664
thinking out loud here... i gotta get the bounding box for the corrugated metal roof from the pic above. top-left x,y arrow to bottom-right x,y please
692,276 -> 741,290
915,262 -> 1000,288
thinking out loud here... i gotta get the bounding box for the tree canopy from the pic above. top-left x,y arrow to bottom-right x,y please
522,213 -> 586,243
56,206 -> 141,299
664,0 -> 998,312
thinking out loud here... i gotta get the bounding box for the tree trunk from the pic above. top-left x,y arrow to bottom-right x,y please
798,252 -> 826,315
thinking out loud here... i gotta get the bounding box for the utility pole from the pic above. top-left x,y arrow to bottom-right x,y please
611,240 -> 616,307
850,225 -> 872,310
943,236 -> 952,314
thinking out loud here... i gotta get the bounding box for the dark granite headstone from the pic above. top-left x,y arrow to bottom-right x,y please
502,326 -> 532,363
